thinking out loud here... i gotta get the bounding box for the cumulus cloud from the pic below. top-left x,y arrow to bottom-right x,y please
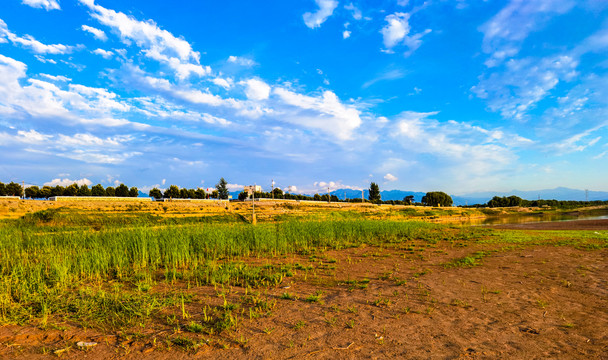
380,13 -> 431,56
44,178 -> 92,187
273,87 -> 362,140
92,48 -> 113,59
303,0 -> 338,29
81,25 -> 107,41
384,173 -> 398,182
21,0 -> 60,11
0,54 -> 136,128
242,78 -> 271,101
79,0 -> 210,79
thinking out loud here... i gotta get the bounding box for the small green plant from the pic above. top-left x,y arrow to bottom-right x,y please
345,320 -> 355,329
281,292 -> 296,300
305,294 -> 323,303
185,321 -> 204,333
294,320 -> 306,330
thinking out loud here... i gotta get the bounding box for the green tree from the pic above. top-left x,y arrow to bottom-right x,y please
149,188 -> 162,199
421,191 -> 453,207
179,188 -> 189,199
164,185 -> 179,199
40,186 -> 52,199
368,182 -> 381,202
25,186 -> 40,198
91,184 -> 105,196
6,182 -> 23,197
105,186 -> 115,197
215,178 -> 229,199
64,183 -> 79,196
238,191 -> 248,201
129,187 -> 139,197
77,184 -> 91,196
0,182 -> 6,196
272,188 -> 284,199
52,186 -> 65,197
403,195 -> 415,205
115,183 -> 129,197
194,188 -> 206,199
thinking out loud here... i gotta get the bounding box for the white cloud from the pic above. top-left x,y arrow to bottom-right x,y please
81,25 -> 108,41
226,183 -> 244,191
344,3 -> 362,20
380,13 -> 431,56
39,73 -> 71,82
273,87 -> 362,140
79,0 -> 210,79
480,0 -> 576,66
392,111 -> 530,177
0,19 -> 74,54
92,48 -> 113,59
285,185 -> 298,193
0,54 -> 135,128
212,77 -> 233,89
303,0 -> 338,29
21,0 -> 60,11
547,123 -> 607,154
227,56 -> 256,67
472,55 -> 578,121
44,178 -> 93,187
384,173 -> 398,182
343,30 -> 351,39
34,55 -> 57,64
242,78 -> 271,101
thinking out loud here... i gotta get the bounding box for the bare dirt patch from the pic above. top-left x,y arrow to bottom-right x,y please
1,240 -> 606,359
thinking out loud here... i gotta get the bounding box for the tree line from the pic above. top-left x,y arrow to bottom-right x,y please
483,195 -> 608,209
0,181 -> 138,199
2,178 -> 457,207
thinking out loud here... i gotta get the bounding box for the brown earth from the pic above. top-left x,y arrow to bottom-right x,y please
1,236 -> 606,359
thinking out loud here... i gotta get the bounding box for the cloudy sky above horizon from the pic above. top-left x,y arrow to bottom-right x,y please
0,0 -> 607,195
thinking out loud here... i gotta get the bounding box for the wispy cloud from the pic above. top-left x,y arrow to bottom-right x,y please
79,0 -> 209,79
81,25 -> 107,41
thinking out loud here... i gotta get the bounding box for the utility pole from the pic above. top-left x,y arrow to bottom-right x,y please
271,179 -> 275,200
328,186 -> 330,203
22,181 -> 25,199
252,183 -> 256,225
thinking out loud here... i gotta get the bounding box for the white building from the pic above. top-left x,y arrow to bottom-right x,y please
243,185 -> 262,196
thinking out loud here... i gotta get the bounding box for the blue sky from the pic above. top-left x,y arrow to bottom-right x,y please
0,0 -> 607,195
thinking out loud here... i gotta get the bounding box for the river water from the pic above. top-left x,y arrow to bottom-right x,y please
462,209 -> 608,226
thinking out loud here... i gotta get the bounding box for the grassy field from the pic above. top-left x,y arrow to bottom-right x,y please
0,200 -> 606,358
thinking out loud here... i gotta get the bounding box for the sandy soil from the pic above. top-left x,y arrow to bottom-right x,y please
1,237 -> 606,359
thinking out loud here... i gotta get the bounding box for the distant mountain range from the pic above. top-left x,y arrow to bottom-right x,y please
205,187 -> 608,206
315,187 -> 608,206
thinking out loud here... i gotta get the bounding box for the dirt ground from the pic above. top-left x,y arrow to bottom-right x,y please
1,231 -> 607,359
